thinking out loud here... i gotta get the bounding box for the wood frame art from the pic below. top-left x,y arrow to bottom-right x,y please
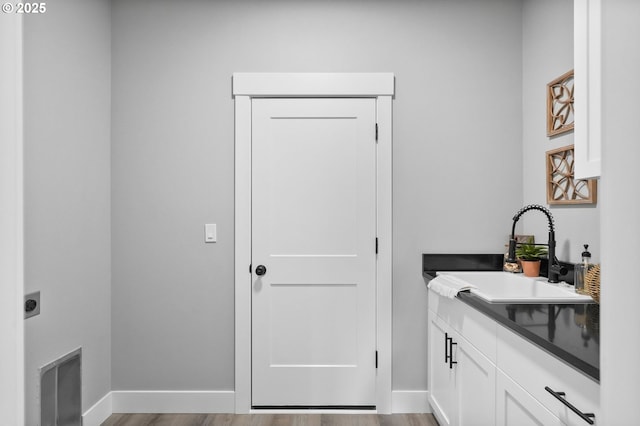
547,69 -> 575,137
546,145 -> 597,205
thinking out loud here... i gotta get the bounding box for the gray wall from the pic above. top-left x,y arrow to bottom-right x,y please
521,0 -> 600,263
24,0 -> 112,422
111,0 -> 523,391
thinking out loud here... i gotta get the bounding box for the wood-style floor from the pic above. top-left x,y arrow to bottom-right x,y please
102,413 -> 439,426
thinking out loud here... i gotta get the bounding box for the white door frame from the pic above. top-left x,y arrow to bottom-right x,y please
0,13 -> 25,425
233,73 -> 394,414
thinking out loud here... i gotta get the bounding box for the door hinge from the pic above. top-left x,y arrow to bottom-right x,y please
375,351 -> 378,369
375,123 -> 379,142
249,264 -> 252,273
375,237 -> 379,254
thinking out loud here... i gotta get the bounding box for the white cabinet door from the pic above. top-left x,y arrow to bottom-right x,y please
574,0 -> 602,179
428,311 -> 455,426
496,369 -> 565,426
453,330 -> 496,426
428,308 -> 496,426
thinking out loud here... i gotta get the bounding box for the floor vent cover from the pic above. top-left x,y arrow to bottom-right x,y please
40,348 -> 82,426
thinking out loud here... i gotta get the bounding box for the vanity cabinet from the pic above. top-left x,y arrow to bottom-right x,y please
428,290 -> 600,426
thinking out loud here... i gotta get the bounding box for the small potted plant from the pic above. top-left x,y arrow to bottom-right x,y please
515,243 -> 548,277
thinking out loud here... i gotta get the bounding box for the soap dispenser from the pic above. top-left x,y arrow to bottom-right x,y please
574,244 -> 592,295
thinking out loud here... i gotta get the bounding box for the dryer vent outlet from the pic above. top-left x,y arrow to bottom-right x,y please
40,348 -> 82,426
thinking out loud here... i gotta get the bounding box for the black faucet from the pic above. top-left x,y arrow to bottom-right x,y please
506,204 -> 568,283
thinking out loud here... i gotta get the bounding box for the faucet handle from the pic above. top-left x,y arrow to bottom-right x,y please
550,262 -> 568,277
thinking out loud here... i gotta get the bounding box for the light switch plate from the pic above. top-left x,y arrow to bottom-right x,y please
205,224 -> 217,243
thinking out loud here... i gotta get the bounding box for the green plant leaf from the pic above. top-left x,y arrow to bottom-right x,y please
515,243 -> 548,261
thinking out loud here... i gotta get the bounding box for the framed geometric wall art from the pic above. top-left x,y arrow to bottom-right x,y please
547,69 -> 574,137
546,145 -> 597,205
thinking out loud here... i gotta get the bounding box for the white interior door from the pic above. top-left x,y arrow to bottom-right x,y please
251,98 -> 377,408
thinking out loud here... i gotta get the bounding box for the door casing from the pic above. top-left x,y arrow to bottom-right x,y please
233,73 -> 394,413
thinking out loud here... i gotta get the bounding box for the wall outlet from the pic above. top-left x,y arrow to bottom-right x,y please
24,291 -> 40,319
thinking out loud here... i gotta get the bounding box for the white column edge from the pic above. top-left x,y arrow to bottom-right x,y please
0,13 -> 25,426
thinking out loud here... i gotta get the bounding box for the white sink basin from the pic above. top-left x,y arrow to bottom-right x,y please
437,271 -> 594,303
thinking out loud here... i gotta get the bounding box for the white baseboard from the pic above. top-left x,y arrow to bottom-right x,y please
83,392 -> 113,426
391,390 -> 431,413
111,390 -> 235,413
84,390 -> 424,417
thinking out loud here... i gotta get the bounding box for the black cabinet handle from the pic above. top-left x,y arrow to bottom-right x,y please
445,332 -> 450,364
445,332 -> 458,369
545,386 -> 595,424
448,339 -> 458,369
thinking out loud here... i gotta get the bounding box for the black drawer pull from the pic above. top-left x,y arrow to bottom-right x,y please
545,386 -> 595,424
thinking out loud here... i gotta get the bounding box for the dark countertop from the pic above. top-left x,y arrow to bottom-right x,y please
422,253 -> 600,382
456,291 -> 599,381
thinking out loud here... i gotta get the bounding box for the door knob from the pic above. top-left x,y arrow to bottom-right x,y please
255,265 -> 267,276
